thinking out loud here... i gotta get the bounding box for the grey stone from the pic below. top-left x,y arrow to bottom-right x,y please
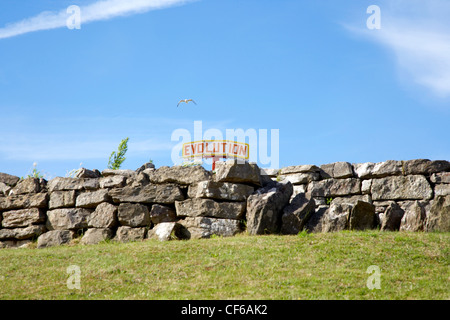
371,175 -> 433,200
305,206 -> 328,233
214,160 -> 262,186
0,193 -> 48,211
117,203 -> 150,227
148,165 -> 211,185
88,202 -> 118,228
426,196 -> 450,232
49,190 -> 76,209
149,204 -> 177,224
399,201 -> 427,232
48,177 -> 99,192
279,165 -> 320,175
291,185 -> 307,201
278,172 -> 320,185
9,178 -> 40,195
75,189 -> 110,208
0,224 -> 46,240
108,183 -> 184,204
99,175 -> 126,188
81,228 -> 113,245
37,230 -> 74,248
0,172 -> 20,187
75,168 -> 101,178
188,181 -> 254,201
379,202 -> 404,231
136,162 -> 156,174
102,169 -> 136,178
260,168 -> 279,177
430,172 -> 450,184
331,195 -> 372,205
361,179 -> 372,195
46,208 -> 92,230
348,201 -> 376,230
175,198 -> 246,220
434,184 -> 450,197
353,160 -> 403,179
322,203 -> 351,232
281,193 -> 315,234
0,182 -> 11,196
147,222 -> 184,241
309,178 -> 361,198
246,180 -> 293,235
114,226 -> 146,242
1,208 -> 46,228
403,159 -> 450,175
320,162 -> 354,179
0,239 -> 33,249
179,217 -> 241,239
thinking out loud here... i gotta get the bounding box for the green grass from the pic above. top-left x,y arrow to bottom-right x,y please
0,231 -> 448,299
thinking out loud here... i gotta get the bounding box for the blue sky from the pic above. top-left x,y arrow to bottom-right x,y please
0,0 -> 449,178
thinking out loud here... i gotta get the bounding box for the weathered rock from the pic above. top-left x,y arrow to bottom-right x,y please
348,201 -> 376,230
309,178 -> 361,198
320,162 -> 354,179
49,190 -> 76,209
246,181 -> 293,235
281,193 -> 315,234
279,165 -> 320,175
0,239 -> 33,249
260,168 -> 279,177
48,177 -> 99,192
0,182 -> 11,196
117,203 -> 150,227
0,224 -> 46,240
102,169 -> 136,178
114,226 -> 146,242
291,185 -> 307,201
75,189 -> 110,208
179,217 -> 241,239
188,181 -> 254,201
81,228 -> 113,245
136,162 -> 156,174
371,175 -> 433,200
322,203 -> 351,232
109,183 -> 184,204
361,179 -> 372,195
46,208 -> 92,230
331,195 -> 372,205
426,196 -> 450,232
403,159 -> 450,175
149,204 -> 177,224
37,230 -> 74,248
353,160 -> 403,179
0,172 -> 20,187
147,222 -> 185,241
214,160 -> 261,186
9,178 -> 40,195
88,202 -> 118,228
305,206 -> 328,233
1,208 -> 46,228
379,202 -> 404,231
399,201 -> 427,232
278,172 -> 320,185
99,175 -> 126,188
75,168 -> 101,178
430,172 -> 450,184
175,198 -> 245,220
0,193 -> 48,210
148,165 -> 211,185
434,184 -> 450,197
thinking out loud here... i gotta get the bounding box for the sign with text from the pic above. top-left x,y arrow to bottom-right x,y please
182,140 -> 249,160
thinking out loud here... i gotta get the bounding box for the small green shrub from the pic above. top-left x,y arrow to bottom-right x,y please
108,137 -> 129,170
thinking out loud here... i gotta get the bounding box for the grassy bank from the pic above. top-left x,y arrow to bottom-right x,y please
0,231 -> 448,299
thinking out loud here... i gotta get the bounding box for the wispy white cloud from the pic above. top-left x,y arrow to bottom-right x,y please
0,0 -> 194,39
345,0 -> 450,99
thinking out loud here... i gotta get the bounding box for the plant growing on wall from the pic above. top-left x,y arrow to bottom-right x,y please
107,137 -> 129,170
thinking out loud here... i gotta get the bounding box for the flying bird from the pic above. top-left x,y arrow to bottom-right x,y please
177,99 -> 197,107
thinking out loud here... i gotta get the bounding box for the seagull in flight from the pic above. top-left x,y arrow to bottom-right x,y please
177,99 -> 197,107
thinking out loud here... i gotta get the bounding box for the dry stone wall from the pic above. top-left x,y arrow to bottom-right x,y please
0,159 -> 449,249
